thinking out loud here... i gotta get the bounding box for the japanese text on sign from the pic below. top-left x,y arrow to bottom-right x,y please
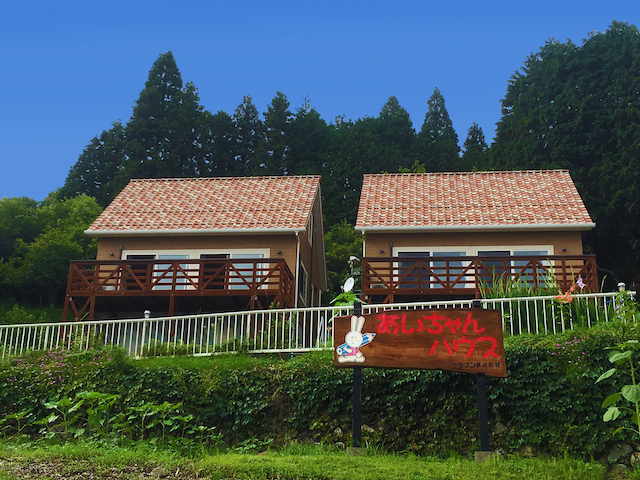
333,308 -> 507,377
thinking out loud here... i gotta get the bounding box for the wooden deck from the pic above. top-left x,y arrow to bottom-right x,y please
361,255 -> 597,304
63,258 -> 295,321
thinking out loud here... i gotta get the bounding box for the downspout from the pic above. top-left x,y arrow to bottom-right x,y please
362,231 -> 366,258
294,232 -> 300,308
308,229 -> 314,307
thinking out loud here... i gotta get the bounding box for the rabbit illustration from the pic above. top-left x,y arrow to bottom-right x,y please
337,315 -> 375,363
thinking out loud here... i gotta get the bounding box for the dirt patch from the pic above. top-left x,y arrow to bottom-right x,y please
0,458 -> 200,479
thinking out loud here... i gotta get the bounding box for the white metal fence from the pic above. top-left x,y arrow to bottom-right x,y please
0,291 -> 634,359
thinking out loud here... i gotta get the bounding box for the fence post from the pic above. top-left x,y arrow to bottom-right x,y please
140,310 -> 151,356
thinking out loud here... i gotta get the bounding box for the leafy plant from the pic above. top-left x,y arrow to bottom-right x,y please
151,401 -> 182,442
615,290 -> 639,323
75,391 -> 119,436
596,339 -> 640,439
330,289 -> 361,308
0,408 -> 33,435
39,396 -> 84,439
128,401 -> 157,440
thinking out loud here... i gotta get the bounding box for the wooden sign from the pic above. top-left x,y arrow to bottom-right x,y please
333,308 -> 506,377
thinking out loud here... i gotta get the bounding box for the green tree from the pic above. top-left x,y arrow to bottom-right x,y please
399,159 -> 427,173
233,95 -> 264,176
417,87 -> 461,171
258,92 -> 293,175
118,52 -> 210,184
1,195 -> 102,305
462,121 -> 488,170
323,116 -> 377,227
324,220 -> 363,301
323,97 -> 416,228
60,121 -> 125,208
491,21 -> 640,284
203,110 -> 240,176
285,98 -> 335,176
0,197 -> 41,261
377,95 -> 416,164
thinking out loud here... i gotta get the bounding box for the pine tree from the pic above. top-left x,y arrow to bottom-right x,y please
377,96 -> 415,169
462,121 -> 488,170
203,110 -> 239,176
117,52 -> 209,184
233,95 -> 263,176
286,97 -> 334,176
258,92 -> 293,175
417,88 -> 460,171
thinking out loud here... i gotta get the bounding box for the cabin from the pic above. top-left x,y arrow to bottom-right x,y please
356,170 -> 597,303
63,176 -> 327,320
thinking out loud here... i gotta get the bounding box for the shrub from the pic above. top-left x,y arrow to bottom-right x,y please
0,322 -> 638,459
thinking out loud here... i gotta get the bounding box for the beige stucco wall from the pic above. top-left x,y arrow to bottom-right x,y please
94,223 -> 327,307
363,230 -> 586,257
96,234 -> 299,275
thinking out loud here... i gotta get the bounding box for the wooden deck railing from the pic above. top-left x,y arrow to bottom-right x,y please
63,258 -> 295,321
362,255 -> 598,303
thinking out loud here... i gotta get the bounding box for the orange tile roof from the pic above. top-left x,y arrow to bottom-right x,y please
87,176 -> 320,234
356,170 -> 594,231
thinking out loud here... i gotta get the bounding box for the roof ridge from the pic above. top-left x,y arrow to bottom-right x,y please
364,169 -> 569,177
130,175 -> 321,183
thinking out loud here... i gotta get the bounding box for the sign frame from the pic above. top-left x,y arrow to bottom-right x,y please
333,308 -> 506,377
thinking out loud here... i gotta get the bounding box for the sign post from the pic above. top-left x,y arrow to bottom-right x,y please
476,373 -> 490,451
352,301 -> 363,450
334,307 -> 506,457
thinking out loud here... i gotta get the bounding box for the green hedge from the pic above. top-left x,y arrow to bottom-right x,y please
1,321 -> 640,458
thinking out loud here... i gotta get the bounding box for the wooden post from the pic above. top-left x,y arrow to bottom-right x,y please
472,298 -> 491,452
476,373 -> 490,451
353,366 -> 362,449
352,300 -> 363,450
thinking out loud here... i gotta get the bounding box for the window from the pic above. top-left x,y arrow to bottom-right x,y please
432,251 -> 467,289
477,250 -> 510,288
229,253 -> 264,290
476,249 -> 551,288
124,254 -> 156,290
121,249 -> 270,291
155,254 -> 190,290
392,246 -> 553,290
513,250 -> 550,286
298,261 -> 308,305
395,249 -> 468,289
200,254 -> 230,290
398,251 -> 429,289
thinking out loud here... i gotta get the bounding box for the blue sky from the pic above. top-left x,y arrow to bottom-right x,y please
1,1 -> 638,201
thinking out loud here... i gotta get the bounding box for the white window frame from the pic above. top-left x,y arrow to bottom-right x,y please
392,247 -> 470,289
392,245 -> 554,257
391,246 -> 554,289
121,248 -> 271,291
122,248 -> 270,260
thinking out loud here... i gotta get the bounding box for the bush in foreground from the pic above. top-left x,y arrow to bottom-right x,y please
0,321 -> 640,461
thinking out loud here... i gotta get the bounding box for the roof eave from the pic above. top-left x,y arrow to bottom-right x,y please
356,223 -> 596,234
85,227 -> 306,237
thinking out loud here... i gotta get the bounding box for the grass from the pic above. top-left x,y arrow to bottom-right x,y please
0,438 -> 619,480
